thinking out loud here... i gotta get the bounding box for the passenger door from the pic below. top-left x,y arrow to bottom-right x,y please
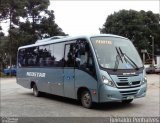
63,43 -> 76,98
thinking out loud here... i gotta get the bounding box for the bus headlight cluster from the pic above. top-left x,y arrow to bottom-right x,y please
142,76 -> 147,84
102,76 -> 115,87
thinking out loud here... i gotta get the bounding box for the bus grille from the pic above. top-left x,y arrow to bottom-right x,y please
120,89 -> 139,99
116,76 -> 141,89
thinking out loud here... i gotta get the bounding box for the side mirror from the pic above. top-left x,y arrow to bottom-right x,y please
76,58 -> 81,66
76,58 -> 81,62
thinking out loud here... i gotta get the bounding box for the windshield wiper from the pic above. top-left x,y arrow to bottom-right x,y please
114,55 -> 120,71
114,47 -> 123,71
119,47 -> 139,70
116,47 -> 123,63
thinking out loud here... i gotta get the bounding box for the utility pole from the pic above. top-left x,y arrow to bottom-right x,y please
150,35 -> 155,66
152,36 -> 154,65
9,9 -> 12,76
141,49 -> 147,64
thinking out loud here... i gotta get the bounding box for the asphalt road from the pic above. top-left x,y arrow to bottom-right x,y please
0,74 -> 159,117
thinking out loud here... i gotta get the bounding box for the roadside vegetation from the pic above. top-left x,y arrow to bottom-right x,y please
0,1 -> 160,71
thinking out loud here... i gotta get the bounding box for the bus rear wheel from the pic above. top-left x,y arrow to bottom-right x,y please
33,84 -> 41,97
81,91 -> 92,108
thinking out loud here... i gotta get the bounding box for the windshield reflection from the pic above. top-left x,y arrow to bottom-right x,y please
91,36 -> 143,69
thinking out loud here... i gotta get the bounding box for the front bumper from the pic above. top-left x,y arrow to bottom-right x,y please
99,83 -> 147,103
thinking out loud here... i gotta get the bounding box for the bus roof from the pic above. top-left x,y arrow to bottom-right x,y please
18,34 -> 128,50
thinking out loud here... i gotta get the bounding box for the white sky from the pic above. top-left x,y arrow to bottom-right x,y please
1,0 -> 159,36
49,0 -> 159,36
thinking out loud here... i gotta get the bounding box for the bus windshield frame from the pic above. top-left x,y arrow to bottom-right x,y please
90,36 -> 143,70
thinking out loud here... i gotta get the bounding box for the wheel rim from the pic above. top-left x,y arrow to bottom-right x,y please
82,93 -> 91,107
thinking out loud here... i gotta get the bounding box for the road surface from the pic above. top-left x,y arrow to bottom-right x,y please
0,74 -> 159,117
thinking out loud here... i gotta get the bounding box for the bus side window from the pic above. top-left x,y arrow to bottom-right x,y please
20,47 -> 39,67
75,40 -> 95,76
50,43 -> 65,67
18,49 -> 25,67
39,45 -> 51,66
64,43 -> 76,67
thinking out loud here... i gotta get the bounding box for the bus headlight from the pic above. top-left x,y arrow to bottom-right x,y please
102,76 -> 115,87
142,76 -> 147,84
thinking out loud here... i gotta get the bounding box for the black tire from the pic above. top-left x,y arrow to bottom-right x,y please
33,84 -> 41,97
81,91 -> 92,108
122,99 -> 133,104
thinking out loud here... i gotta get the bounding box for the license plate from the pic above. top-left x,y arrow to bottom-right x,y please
127,96 -> 134,100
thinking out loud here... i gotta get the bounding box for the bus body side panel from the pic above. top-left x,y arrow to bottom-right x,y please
75,69 -> 98,102
17,67 -> 64,96
39,68 -> 64,96
47,68 -> 64,96
17,68 -> 32,89
17,68 -> 51,93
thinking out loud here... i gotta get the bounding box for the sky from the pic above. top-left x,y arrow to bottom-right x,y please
1,0 -> 159,36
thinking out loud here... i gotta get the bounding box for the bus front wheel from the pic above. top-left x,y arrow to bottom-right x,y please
81,91 -> 92,108
33,84 -> 41,97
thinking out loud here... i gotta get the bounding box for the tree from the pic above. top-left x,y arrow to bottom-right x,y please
0,0 -> 67,67
24,0 -> 50,40
0,26 -> 4,37
0,0 -> 27,71
19,0 -> 66,41
0,0 -> 27,26
100,10 -> 160,57
0,36 -> 9,69
39,10 -> 66,38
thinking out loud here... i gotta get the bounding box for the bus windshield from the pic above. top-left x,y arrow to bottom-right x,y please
91,36 -> 143,69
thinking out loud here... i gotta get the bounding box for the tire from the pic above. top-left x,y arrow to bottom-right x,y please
33,84 -> 41,97
81,91 -> 92,108
122,99 -> 133,104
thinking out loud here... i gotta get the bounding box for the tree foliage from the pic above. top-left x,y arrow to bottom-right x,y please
100,10 -> 160,57
0,36 -> 9,68
0,0 -> 66,68
39,10 -> 66,38
24,0 -> 49,35
0,0 -> 27,26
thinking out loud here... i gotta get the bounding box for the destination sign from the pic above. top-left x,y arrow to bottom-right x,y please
96,40 -> 112,44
